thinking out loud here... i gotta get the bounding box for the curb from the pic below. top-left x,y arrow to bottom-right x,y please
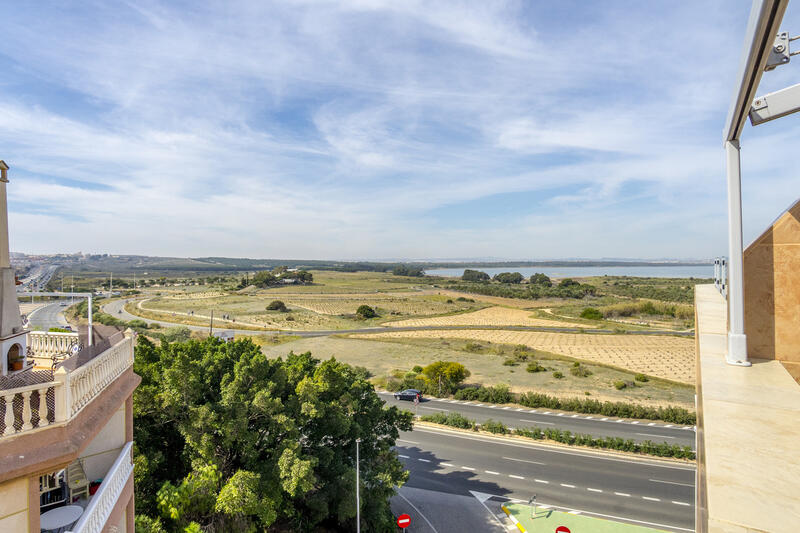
501,504 -> 526,532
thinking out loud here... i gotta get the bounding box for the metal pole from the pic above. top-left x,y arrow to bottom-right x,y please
725,140 -> 750,366
356,438 -> 361,533
88,293 -> 93,347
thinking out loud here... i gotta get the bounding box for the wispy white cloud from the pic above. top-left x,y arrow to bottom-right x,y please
1,0 -> 799,259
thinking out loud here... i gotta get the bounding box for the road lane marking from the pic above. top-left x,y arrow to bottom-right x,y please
571,414 -> 579,418
503,406 -> 511,410
636,433 -> 676,439
601,418 -> 609,421
502,456 -> 546,465
647,423 -> 656,426
476,403 -> 485,406
557,413 -> 564,416
642,496 -> 661,501
485,470 -> 500,475
518,419 -> 555,425
397,491 -> 440,533
398,455 -> 409,458
528,410 -> 537,413
410,427 -> 697,470
665,424 -> 674,427
534,479 -> 549,484
418,459 -> 431,463
631,421 -> 639,424
568,511 -> 581,515
397,439 -> 419,444
462,466 -> 476,471
419,406 -> 448,411
649,478 -> 694,487
515,408 -> 524,411
672,501 -> 691,506
509,475 -> 525,480
441,463 -> 455,467
614,492 -> 631,497
587,488 -> 602,493
560,483 -> 575,488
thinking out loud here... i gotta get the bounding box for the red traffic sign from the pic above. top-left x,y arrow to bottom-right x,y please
397,514 -> 411,528
555,527 -> 571,533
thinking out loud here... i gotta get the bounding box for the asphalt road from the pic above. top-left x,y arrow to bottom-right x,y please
397,425 -> 695,532
380,393 -> 696,448
26,301 -> 69,330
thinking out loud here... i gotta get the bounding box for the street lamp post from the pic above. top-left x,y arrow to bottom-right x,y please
356,438 -> 361,533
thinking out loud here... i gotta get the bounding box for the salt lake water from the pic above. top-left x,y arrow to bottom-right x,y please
425,265 -> 713,279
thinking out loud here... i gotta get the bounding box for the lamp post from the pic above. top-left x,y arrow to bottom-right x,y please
355,438 -> 361,533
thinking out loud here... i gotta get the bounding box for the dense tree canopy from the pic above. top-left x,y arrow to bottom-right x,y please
391,265 -> 424,277
529,273 -> 552,286
493,272 -> 524,284
133,337 -> 412,532
461,269 -> 490,282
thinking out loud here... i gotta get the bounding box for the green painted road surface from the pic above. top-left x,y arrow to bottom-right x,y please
505,502 -> 667,533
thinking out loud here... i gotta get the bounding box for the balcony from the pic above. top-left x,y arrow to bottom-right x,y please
0,330 -> 133,439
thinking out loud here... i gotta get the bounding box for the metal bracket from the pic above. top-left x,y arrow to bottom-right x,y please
765,32 -> 790,70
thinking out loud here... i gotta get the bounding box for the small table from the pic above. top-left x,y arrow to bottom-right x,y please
40,504 -> 83,533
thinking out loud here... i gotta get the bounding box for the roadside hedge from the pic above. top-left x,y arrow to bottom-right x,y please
418,413 -> 695,459
514,427 -> 695,460
450,385 -> 695,425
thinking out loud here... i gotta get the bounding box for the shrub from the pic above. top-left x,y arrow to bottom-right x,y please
570,363 -> 592,378
580,307 -> 603,320
420,412 -> 475,430
480,419 -> 508,434
493,272 -> 524,284
285,315 -> 295,321
456,296 -> 475,302
162,326 -> 191,343
614,380 -> 627,390
553,371 -> 564,379
411,365 -> 424,373
454,385 -> 512,404
529,273 -> 552,287
635,373 -> 649,382
266,300 -> 288,312
48,327 -> 72,333
422,361 -> 470,395
463,342 -> 483,353
526,361 -> 546,373
356,305 -> 377,319
128,319 -> 150,329
511,427 -> 694,459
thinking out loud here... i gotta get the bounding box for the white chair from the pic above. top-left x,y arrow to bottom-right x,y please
67,459 -> 89,502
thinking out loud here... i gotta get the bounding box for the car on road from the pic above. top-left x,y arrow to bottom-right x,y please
394,389 -> 422,401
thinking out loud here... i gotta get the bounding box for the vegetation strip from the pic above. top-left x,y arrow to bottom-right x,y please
418,413 -> 696,460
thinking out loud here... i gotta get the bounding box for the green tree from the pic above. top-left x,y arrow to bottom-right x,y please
529,273 -> 552,286
133,337 -> 412,531
580,307 -> 603,320
462,269 -> 490,282
422,361 -> 471,395
252,271 -> 277,288
356,305 -> 378,319
493,272 -> 524,284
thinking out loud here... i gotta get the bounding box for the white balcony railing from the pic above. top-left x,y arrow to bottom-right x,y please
0,332 -> 134,438
28,330 -> 80,367
67,441 -> 134,533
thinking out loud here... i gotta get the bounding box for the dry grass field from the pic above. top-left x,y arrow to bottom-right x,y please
384,306 -> 593,329
283,294 -> 478,316
426,289 -> 566,309
348,329 -> 694,383
256,335 -> 694,408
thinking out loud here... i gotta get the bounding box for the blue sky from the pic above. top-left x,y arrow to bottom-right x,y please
2,1 -> 800,260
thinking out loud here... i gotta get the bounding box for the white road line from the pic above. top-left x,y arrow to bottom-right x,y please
587,488 -> 603,493
398,455 -> 410,458
519,419 -> 555,425
476,403 -> 485,406
487,405 -> 496,408
568,511 -> 581,515
397,439 -> 419,444
560,483 -> 576,488
614,492 -> 631,497
502,406 -> 511,410
631,421 -> 639,424
441,463 -> 455,467
636,433 -> 676,439
543,411 -> 552,414
672,501 -> 691,506
528,410 -> 537,413
502,456 -> 546,466
411,427 -> 697,470
647,423 -> 656,426
419,406 -> 448,411
649,478 -> 694,487
509,475 -> 525,480
534,479 -> 549,484
665,424 -> 674,427
642,496 -> 661,502
485,470 -> 500,475
462,466 -> 476,471
571,414 -> 579,418
585,416 -> 593,419
418,459 -> 431,463
616,419 -> 624,423
557,413 -> 564,416
397,491 -> 440,533
601,417 -> 608,421
515,408 -> 524,411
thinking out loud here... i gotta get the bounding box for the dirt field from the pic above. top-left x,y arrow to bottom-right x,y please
283,294 -> 479,316
348,329 -> 694,383
426,289 -> 566,309
384,306 -> 594,329
255,335 -> 694,408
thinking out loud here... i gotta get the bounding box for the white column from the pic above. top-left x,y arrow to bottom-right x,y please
725,140 -> 750,366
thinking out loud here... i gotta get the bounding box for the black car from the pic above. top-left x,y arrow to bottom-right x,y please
394,389 -> 422,401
